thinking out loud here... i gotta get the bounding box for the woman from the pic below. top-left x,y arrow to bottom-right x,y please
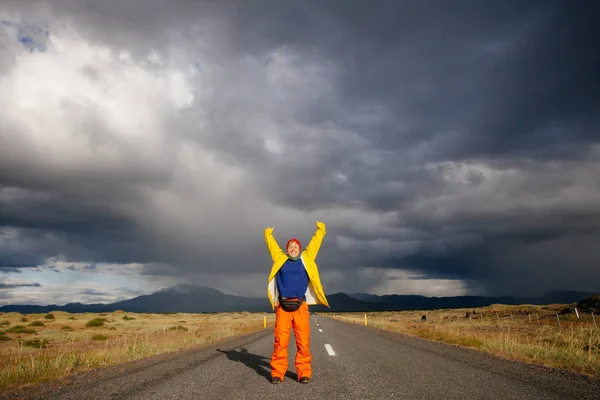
264,221 -> 330,384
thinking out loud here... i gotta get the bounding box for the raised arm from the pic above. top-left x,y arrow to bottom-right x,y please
304,221 -> 326,260
264,227 -> 285,262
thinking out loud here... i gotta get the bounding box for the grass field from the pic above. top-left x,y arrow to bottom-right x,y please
0,310 -> 275,394
321,303 -> 600,378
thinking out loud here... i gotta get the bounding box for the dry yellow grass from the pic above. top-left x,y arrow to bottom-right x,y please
321,303 -> 600,378
0,310 -> 274,394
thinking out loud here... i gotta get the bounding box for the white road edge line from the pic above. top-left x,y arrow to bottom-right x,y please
325,344 -> 336,356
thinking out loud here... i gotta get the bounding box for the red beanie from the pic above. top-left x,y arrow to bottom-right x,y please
286,238 -> 301,252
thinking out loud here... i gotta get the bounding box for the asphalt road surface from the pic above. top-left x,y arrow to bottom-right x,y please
5,314 -> 600,400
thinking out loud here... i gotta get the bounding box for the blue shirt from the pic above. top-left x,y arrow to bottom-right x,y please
276,258 -> 308,299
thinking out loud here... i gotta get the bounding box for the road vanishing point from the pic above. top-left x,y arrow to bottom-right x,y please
4,314 -> 600,400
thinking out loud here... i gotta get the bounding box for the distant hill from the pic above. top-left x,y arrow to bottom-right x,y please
0,284 -> 596,314
349,290 -> 599,310
310,292 -> 389,313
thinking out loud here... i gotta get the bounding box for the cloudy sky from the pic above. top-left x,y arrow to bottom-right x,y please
1,1 -> 599,306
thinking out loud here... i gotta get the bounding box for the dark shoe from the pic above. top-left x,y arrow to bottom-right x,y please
271,377 -> 282,384
299,377 -> 310,384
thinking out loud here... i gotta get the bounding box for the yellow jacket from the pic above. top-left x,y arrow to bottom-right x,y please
265,221 -> 330,310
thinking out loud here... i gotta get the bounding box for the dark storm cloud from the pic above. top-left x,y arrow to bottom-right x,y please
221,1 -> 600,159
0,281 -> 41,289
0,185 -> 156,268
460,3 -> 600,160
79,288 -> 108,296
1,0 -> 599,297
205,0 -> 600,215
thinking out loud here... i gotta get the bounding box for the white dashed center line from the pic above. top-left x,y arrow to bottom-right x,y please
324,344 -> 336,356
319,329 -> 323,332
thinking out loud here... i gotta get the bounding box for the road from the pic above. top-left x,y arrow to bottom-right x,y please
5,314 -> 600,399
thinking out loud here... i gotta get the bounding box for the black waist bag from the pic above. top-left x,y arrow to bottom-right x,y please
279,297 -> 303,312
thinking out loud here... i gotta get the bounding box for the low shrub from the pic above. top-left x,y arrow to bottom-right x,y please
577,295 -> 600,314
44,313 -> 55,320
22,338 -> 49,348
123,316 -> 135,321
60,326 -> 74,332
28,321 -> 44,327
168,325 -> 188,331
86,318 -> 105,327
6,325 -> 35,334
91,334 -> 108,341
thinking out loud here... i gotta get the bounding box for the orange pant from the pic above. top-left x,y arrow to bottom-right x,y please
270,301 -> 312,380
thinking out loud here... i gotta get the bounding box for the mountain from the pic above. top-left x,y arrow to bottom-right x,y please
0,285 -> 596,314
108,284 -> 270,313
